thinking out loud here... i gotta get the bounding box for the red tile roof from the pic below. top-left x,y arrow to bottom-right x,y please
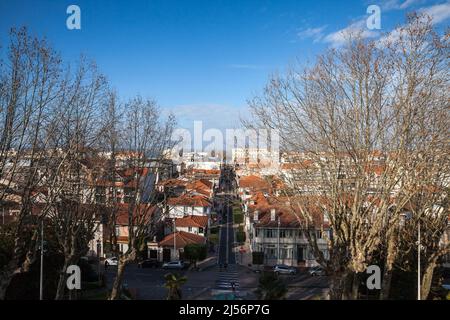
249,192 -> 269,206
185,179 -> 212,194
281,160 -> 313,170
188,169 -> 220,175
175,215 -> 208,228
158,179 -> 188,187
114,203 -> 158,225
159,231 -> 206,249
239,175 -> 271,191
249,196 -> 326,228
167,194 -> 211,207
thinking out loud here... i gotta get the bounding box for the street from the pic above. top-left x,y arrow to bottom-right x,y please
102,165 -> 329,300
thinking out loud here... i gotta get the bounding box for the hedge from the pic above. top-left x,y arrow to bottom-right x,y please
236,231 -> 246,243
233,213 -> 244,224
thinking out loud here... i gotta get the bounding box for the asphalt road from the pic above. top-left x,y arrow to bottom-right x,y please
218,199 -> 235,266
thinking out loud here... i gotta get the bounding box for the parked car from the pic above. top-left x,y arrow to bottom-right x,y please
309,266 -> 326,276
162,260 -> 185,269
138,259 -> 159,268
105,257 -> 118,266
273,264 -> 297,275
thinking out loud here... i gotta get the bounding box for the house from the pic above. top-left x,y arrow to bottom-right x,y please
237,175 -> 272,202
246,196 -> 329,267
164,215 -> 209,237
185,179 -> 214,197
156,178 -> 187,197
166,193 -> 212,218
100,203 -> 162,256
93,167 -> 156,205
147,230 -> 206,262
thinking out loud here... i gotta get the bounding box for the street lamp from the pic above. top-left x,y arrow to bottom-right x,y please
39,219 -> 44,300
173,218 -> 177,261
97,239 -> 102,282
417,221 -> 421,300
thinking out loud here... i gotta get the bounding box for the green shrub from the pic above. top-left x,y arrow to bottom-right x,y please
184,244 -> 207,266
236,231 -> 246,243
208,233 -> 219,244
210,226 -> 219,234
233,213 -> 244,224
233,206 -> 242,214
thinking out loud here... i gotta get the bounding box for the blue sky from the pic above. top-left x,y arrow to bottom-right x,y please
0,0 -> 449,131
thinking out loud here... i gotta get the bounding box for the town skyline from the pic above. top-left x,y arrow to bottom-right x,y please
0,0 -> 448,308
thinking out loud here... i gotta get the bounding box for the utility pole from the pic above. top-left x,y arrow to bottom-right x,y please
277,217 -> 280,264
226,197 -> 229,265
39,219 -> 44,300
173,218 -> 176,261
418,221 -> 421,300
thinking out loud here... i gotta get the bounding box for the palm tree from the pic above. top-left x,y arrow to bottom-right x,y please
164,272 -> 187,300
255,272 -> 287,300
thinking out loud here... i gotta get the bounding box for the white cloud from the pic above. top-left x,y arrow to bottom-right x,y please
297,25 -> 328,42
323,19 -> 380,47
377,2 -> 450,48
380,0 -> 421,10
399,0 -> 420,9
419,1 -> 450,24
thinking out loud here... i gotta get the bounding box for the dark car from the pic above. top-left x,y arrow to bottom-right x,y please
138,259 -> 159,268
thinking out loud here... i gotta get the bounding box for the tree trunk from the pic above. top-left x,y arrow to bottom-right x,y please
109,258 -> 128,300
329,272 -> 347,300
0,237 -> 37,300
380,228 -> 397,300
54,259 -> 72,300
421,258 -> 437,300
0,263 -> 16,300
350,272 -> 360,300
380,268 -> 393,300
342,272 -> 355,300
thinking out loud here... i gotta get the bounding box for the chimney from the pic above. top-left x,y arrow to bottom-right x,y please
254,210 -> 259,222
270,208 -> 276,221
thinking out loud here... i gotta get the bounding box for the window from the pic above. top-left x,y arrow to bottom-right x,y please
265,229 -> 275,238
265,246 -> 276,259
280,248 -> 291,259
124,188 -> 134,203
199,227 -> 204,234
115,227 -> 120,236
95,187 -> 106,204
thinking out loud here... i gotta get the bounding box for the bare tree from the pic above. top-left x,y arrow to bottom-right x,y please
48,60 -> 109,300
0,27 -> 65,299
108,97 -> 176,300
246,14 -> 448,299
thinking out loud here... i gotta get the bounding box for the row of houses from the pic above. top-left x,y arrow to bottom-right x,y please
1,150 -> 221,265
147,176 -> 217,262
234,148 -> 450,269
236,174 -> 329,267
